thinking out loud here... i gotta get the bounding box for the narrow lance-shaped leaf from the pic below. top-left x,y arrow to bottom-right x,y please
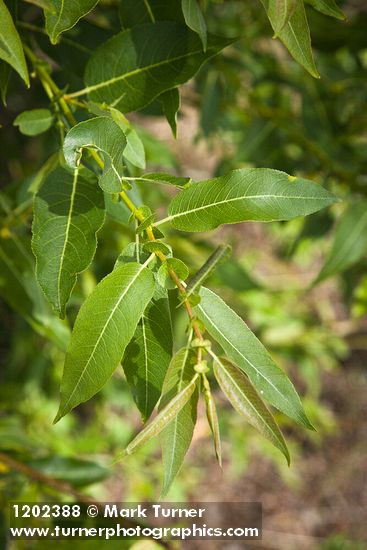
161,168 -> 337,232
14,109 -> 54,136
195,286 -> 314,429
305,0 -> 346,21
45,0 -> 99,44
63,117 -> 127,193
314,201 -> 367,285
159,88 -> 180,138
123,282 -> 173,422
118,373 -> 199,459
213,356 -> 290,465
185,244 -> 232,300
202,374 -> 222,467
182,0 -> 207,50
159,347 -> 199,496
76,22 -> 233,112
55,262 -> 155,422
32,166 -> 105,318
267,0 -> 297,36
134,173 -> 191,188
0,0 -> 29,86
260,0 -> 319,78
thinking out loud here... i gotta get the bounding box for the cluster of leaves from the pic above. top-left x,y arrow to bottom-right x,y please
0,0 -> 349,495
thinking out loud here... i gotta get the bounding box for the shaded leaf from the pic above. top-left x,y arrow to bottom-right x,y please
45,0 -> 99,44
55,262 -> 155,421
80,22 -> 233,112
123,283 -> 173,421
195,286 -> 313,428
119,373 -> 198,458
314,201 -> 367,284
27,456 -> 109,487
14,109 -> 54,136
185,244 -> 232,300
110,108 -> 146,170
182,0 -> 207,50
305,0 -> 346,20
0,0 -> 29,86
163,168 -> 337,232
119,0 -> 184,29
213,356 -> 290,464
159,347 -> 199,496
261,0 -> 319,77
63,117 -> 127,193
0,60 -> 11,105
159,88 -> 180,138
32,165 -> 105,317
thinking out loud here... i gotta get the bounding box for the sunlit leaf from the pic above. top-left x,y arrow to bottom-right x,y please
55,262 -> 155,421
163,168 -> 337,232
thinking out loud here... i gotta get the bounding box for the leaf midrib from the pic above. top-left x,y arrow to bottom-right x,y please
61,263 -> 147,413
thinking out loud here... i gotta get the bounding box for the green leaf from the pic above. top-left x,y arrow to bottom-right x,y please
143,241 -> 172,256
123,283 -> 173,422
110,108 -> 146,170
159,88 -> 180,138
55,262 -> 155,421
314,201 -> 367,284
305,0 -> 346,20
157,257 -> 189,289
14,109 -> 54,136
267,0 -> 297,36
182,0 -> 207,50
119,373 -> 198,459
195,286 -> 313,428
163,168 -> 337,232
0,60 -> 11,105
202,375 -> 222,467
80,22 -> 233,112
0,233 -> 70,350
134,173 -> 191,188
45,0 -> 99,44
159,347 -> 199,496
32,165 -> 105,317
185,244 -> 232,300
27,456 -> 109,487
260,0 -> 319,77
0,0 -> 29,86
63,117 -> 127,193
213,356 -> 290,465
119,0 -> 184,29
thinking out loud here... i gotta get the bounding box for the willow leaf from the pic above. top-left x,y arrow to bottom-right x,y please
80,22 -> 233,112
119,0 -> 184,29
14,109 -> 53,136
45,0 -> 99,44
32,166 -> 105,318
159,347 -> 199,495
267,0 -> 297,36
202,375 -> 222,467
159,88 -> 180,138
196,286 -> 313,429
314,201 -> 367,284
0,0 -> 29,86
164,168 -> 337,232
63,117 -> 127,193
55,262 -> 155,421
305,0 -> 346,20
214,356 -> 290,464
185,244 -> 232,299
123,283 -> 173,422
134,173 -> 191,188
182,0 -> 207,50
120,373 -> 198,458
261,0 -> 319,77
